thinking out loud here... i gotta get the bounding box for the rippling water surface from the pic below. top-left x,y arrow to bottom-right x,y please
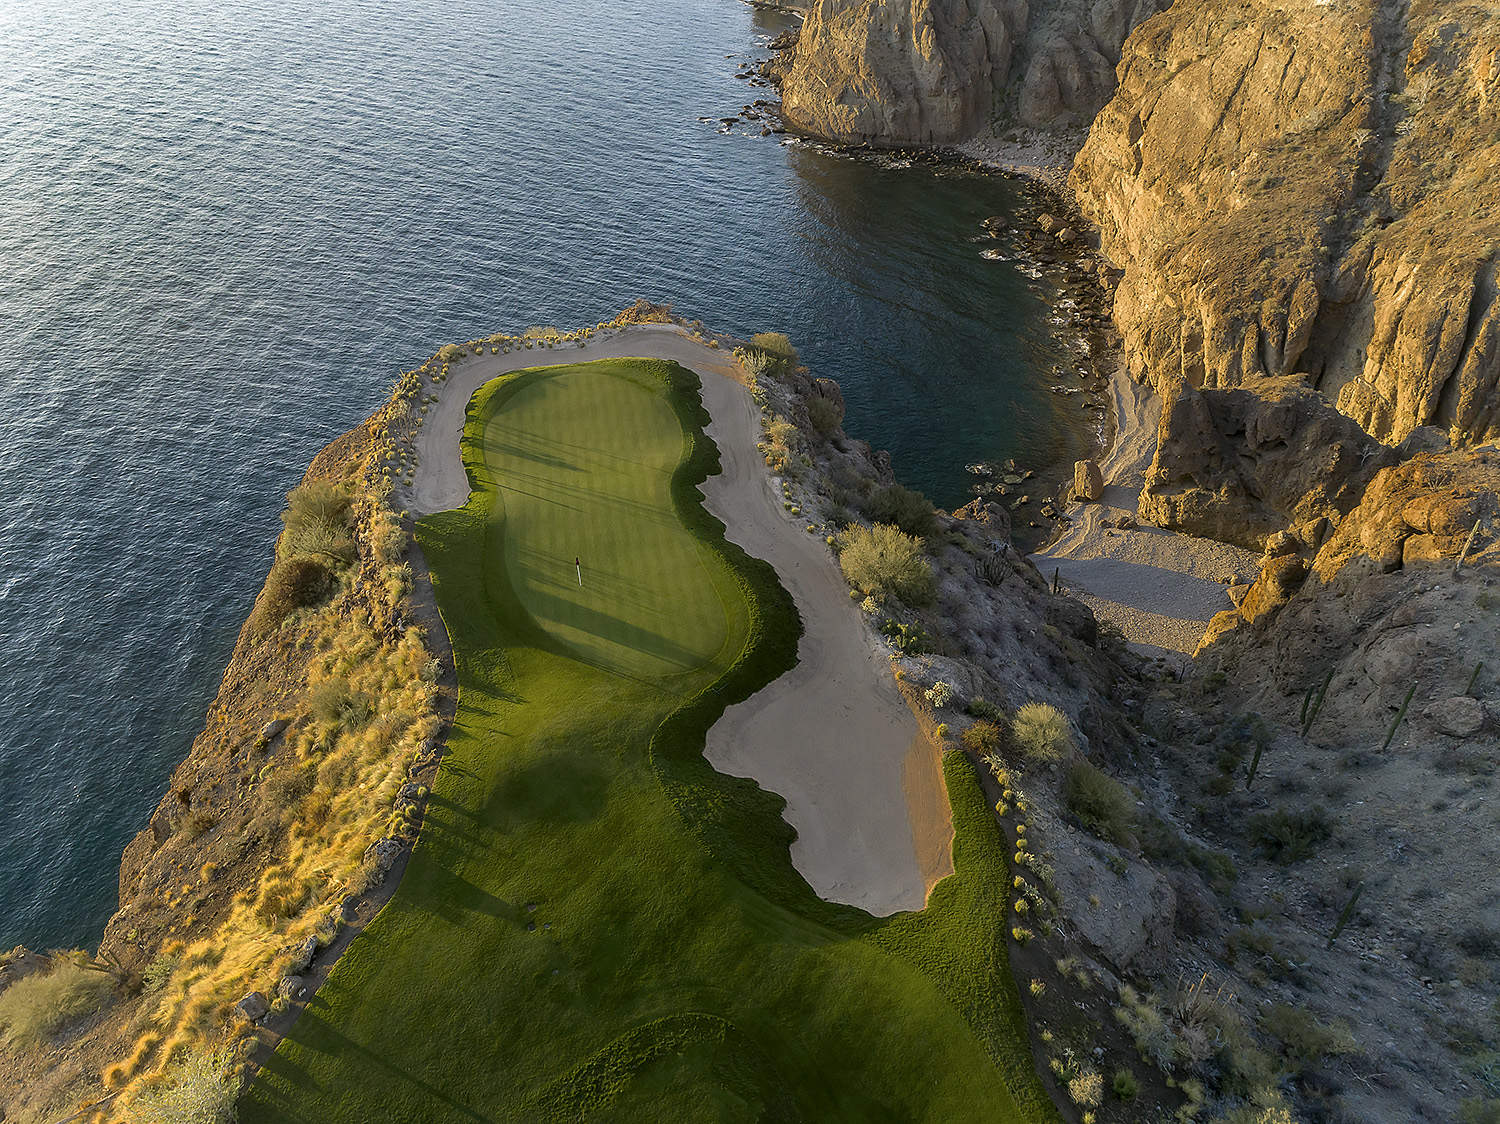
0,0 -> 1089,948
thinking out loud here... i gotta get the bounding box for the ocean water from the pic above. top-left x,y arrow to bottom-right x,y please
0,0 -> 1089,949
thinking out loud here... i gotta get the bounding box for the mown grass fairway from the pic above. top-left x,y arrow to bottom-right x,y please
242,360 -> 1054,1123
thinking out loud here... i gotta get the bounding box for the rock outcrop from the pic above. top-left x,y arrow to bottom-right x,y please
1072,0 -> 1500,536
774,0 -> 1171,144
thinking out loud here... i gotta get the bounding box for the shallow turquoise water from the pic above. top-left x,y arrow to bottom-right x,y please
0,0 -> 1088,948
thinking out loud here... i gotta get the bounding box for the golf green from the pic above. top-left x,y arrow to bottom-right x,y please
240,359 -> 1054,1123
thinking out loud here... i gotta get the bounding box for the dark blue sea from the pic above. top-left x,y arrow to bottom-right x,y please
0,0 -> 1090,949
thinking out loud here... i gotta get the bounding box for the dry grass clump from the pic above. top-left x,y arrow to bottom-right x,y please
128,1050 -> 237,1124
1010,702 -> 1074,763
836,523 -> 934,605
0,956 -> 114,1050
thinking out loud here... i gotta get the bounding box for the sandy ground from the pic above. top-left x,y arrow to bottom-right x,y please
1032,362 -> 1261,662
954,128 -> 1088,190
406,324 -> 946,916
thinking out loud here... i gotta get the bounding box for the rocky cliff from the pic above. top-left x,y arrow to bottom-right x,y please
774,0 -> 1170,143
1072,0 -> 1500,543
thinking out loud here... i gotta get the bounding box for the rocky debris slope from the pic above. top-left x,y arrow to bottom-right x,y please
1072,0 -> 1500,545
771,0 -> 1171,144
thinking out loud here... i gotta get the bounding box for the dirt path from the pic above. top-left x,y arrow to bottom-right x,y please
406,324 -> 942,916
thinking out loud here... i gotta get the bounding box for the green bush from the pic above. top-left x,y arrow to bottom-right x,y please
0,957 -> 113,1050
807,395 -> 843,435
861,484 -> 936,537
960,721 -> 1002,754
837,524 -> 934,605
254,556 -> 337,633
1246,806 -> 1332,863
1010,702 -> 1074,763
130,1050 -> 238,1124
1064,761 -> 1135,846
1461,1098 -> 1500,1124
749,332 -> 797,363
966,696 -> 1004,723
1111,1068 -> 1138,1100
279,481 -> 356,565
1260,1003 -> 1356,1064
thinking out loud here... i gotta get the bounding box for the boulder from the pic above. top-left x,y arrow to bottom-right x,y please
1402,533 -> 1464,566
1238,554 -> 1308,624
288,936 -> 319,974
366,838 -> 403,872
236,991 -> 269,1022
260,718 -> 290,741
1427,696 -> 1485,739
1038,213 -> 1061,234
1194,609 -> 1243,655
278,975 -> 306,1000
1073,459 -> 1104,502
1263,530 -> 1298,557
952,497 -> 1012,543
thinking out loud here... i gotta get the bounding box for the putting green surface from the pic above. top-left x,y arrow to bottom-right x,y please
241,360 -> 1054,1123
486,366 -> 730,678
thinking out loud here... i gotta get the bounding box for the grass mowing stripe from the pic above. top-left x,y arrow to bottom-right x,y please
241,359 -> 1054,1123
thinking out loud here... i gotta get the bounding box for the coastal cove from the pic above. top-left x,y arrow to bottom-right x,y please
0,0 -> 1096,951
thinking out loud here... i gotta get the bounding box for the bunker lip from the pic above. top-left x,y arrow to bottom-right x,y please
406,325 -> 951,916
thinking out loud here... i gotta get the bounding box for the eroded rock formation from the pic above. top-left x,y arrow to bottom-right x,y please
1072,0 -> 1500,540
774,0 -> 1171,143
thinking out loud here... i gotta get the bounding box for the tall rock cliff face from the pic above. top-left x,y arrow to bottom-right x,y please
776,0 -> 1170,143
1072,0 -> 1500,541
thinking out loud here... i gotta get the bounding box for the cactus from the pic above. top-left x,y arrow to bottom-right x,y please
1467,660 -> 1484,697
1052,567 -> 1061,595
1245,740 -> 1265,790
1301,667 -> 1334,737
1327,881 -> 1364,949
1381,682 -> 1417,751
1456,517 -> 1482,570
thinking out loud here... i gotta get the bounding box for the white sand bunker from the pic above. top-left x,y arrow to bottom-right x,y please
696,360 -> 952,917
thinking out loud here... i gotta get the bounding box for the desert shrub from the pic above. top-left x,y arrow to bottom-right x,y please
0,957 -> 113,1050
129,1050 -> 238,1124
878,618 -> 930,654
1247,805 -> 1332,863
1064,761 -> 1135,846
837,523 -> 934,605
615,298 -> 673,324
924,680 -> 955,708
437,343 -> 465,362
807,395 -> 842,435
1461,1098 -> 1500,1124
254,556 -> 337,632
260,762 -> 316,810
1261,1003 -> 1357,1064
1011,702 -> 1075,763
279,480 -> 354,562
749,331 -> 797,363
142,954 -> 179,992
960,720 -> 1001,754
1068,1069 -> 1103,1107
1111,1068 -> 1138,1100
861,483 -> 936,537
966,696 -> 1004,723
1115,985 -> 1175,1071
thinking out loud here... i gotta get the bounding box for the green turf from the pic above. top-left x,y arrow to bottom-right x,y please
240,359 -> 1056,1123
